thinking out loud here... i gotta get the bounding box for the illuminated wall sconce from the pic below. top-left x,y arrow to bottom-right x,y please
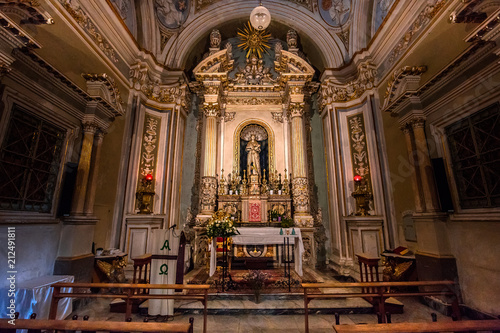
351,175 -> 372,216
136,173 -> 155,214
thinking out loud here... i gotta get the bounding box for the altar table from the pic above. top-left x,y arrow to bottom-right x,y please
209,227 -> 304,277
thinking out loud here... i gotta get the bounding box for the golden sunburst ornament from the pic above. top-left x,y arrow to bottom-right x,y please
237,21 -> 271,58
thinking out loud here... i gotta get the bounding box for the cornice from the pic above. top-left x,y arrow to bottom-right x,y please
319,60 -> 376,109
381,65 -> 427,113
13,48 -> 123,123
56,0 -> 119,63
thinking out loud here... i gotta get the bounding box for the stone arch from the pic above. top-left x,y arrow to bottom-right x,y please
233,118 -> 275,176
162,1 -> 344,70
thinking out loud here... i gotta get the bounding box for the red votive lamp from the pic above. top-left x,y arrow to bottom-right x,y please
145,173 -> 153,181
354,175 -> 362,182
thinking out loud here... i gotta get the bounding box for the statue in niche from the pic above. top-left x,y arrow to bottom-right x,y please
246,134 -> 261,177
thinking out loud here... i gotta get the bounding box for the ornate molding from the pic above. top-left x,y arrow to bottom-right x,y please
200,176 -> 217,213
292,177 -> 310,213
82,73 -> 124,116
0,0 -> 54,25
320,61 -> 376,106
202,102 -> 220,117
336,27 -> 350,53
449,0 -> 487,24
129,62 -> 189,106
347,113 -> 372,188
223,111 -> 235,122
271,112 -> 283,123
138,113 -> 160,182
0,12 -> 41,49
226,96 -> 281,105
387,0 -> 446,65
289,102 -> 305,118
381,65 -> 427,113
58,0 -> 119,63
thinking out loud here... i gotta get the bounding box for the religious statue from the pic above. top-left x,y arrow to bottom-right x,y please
246,134 -> 261,177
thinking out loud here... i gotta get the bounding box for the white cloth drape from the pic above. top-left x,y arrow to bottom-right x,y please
149,229 -> 180,316
209,227 -> 304,277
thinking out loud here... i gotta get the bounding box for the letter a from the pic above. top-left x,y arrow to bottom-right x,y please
160,239 -> 171,251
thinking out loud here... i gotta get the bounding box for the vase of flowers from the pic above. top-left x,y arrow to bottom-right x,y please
242,270 -> 270,303
205,209 -> 240,238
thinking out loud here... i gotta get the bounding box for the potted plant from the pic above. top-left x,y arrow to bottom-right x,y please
280,217 -> 294,228
269,209 -> 280,222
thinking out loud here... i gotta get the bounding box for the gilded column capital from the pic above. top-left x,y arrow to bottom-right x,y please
203,102 -> 221,117
289,102 -> 305,118
410,117 -> 426,129
399,123 -> 412,134
0,63 -> 12,78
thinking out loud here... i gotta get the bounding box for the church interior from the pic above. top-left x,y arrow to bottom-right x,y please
0,0 -> 499,331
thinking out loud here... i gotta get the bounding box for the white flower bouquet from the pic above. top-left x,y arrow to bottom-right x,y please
205,209 -> 240,238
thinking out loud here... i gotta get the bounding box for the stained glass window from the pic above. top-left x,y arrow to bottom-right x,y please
446,103 -> 500,209
0,105 -> 65,213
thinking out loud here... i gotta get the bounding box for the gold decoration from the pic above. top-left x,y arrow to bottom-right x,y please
97,255 -> 127,283
237,21 -> 271,58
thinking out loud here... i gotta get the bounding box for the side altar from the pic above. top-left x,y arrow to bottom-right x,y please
190,27 -> 319,270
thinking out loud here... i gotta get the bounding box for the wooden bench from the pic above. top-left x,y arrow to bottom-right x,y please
49,282 -> 209,333
0,318 -> 194,333
302,280 -> 460,333
332,319 -> 500,332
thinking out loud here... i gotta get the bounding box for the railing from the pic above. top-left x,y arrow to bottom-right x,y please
49,282 -> 209,333
302,280 -> 460,333
332,319 -> 500,332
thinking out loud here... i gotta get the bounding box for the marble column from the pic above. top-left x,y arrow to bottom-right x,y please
411,118 -> 440,212
84,131 -> 105,215
400,124 -> 425,213
200,103 -> 219,215
289,102 -> 313,226
71,122 -> 98,215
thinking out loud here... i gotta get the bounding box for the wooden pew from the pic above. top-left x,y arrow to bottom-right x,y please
49,282 -> 209,333
302,280 -> 460,333
332,319 -> 500,332
0,318 -> 194,333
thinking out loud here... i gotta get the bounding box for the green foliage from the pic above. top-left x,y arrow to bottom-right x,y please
280,217 -> 294,228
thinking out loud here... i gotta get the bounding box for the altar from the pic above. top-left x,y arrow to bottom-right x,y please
191,28 -> 318,271
209,227 -> 304,277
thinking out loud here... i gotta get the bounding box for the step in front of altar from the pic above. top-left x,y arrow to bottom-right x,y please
139,295 -> 373,316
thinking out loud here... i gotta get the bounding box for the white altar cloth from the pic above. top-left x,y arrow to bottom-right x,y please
209,227 -> 303,277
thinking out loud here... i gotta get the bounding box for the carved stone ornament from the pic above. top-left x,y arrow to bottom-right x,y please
58,0 -> 119,63
289,102 -> 305,118
129,62 -> 189,106
233,54 -> 275,86
241,124 -> 268,141
381,65 -> 427,112
210,29 -> 221,49
387,0 -> 446,65
200,176 -> 217,213
271,112 -> 283,123
82,73 -> 124,116
292,177 -> 310,213
202,102 -> 220,117
223,112 -> 235,122
320,61 -> 376,106
226,96 -> 281,105
287,29 -> 298,48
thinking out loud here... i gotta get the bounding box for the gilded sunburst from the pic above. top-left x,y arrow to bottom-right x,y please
237,21 -> 271,58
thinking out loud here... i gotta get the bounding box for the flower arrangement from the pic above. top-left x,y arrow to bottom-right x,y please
242,270 -> 270,303
205,209 -> 239,238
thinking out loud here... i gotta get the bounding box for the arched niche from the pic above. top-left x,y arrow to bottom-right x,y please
233,118 -> 275,177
